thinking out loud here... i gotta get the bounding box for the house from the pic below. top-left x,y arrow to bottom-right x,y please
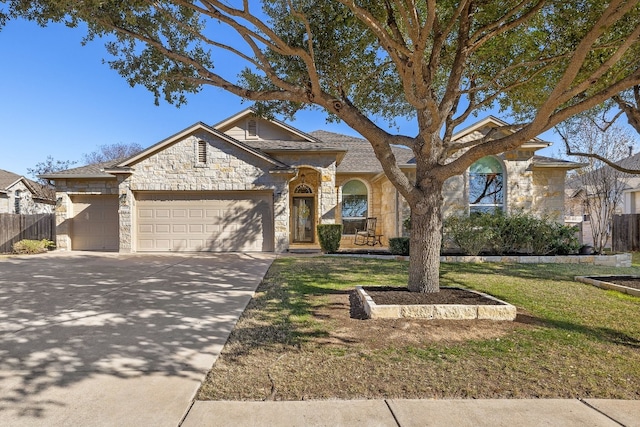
42,110 -> 580,253
565,151 -> 640,248
0,169 -> 55,214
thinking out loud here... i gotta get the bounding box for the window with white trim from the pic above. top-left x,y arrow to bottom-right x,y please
341,180 -> 368,234
469,157 -> 504,214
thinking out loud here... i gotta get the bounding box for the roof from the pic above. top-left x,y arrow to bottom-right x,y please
452,116 -> 552,149
40,160 -> 121,179
0,169 -> 56,201
530,155 -> 584,169
310,130 -> 415,173
214,108 -> 323,144
40,111 -> 577,179
566,152 -> 640,192
114,122 -> 292,170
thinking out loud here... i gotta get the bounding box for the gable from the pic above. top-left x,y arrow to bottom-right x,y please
125,130 -> 292,191
452,116 -> 550,150
115,122 -> 290,171
220,115 -> 309,142
214,108 -> 319,144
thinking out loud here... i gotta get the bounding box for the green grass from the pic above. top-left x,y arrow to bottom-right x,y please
198,256 -> 640,400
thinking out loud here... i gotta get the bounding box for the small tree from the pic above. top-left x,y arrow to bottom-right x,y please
561,120 -> 638,252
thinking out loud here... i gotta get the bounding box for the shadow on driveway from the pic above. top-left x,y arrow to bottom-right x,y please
0,251 -> 274,426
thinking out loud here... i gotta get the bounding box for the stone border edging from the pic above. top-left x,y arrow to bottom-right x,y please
356,286 -> 517,321
330,253 -> 632,267
575,276 -> 640,297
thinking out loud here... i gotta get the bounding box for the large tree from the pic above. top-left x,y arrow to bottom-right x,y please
3,1 -> 640,292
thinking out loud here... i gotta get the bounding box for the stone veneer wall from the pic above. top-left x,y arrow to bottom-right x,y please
531,168 -> 566,220
276,153 -> 337,226
53,178 -> 119,250
0,180 -> 54,214
121,131 -> 295,252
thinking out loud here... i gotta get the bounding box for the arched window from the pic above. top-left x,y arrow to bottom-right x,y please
294,184 -> 313,194
342,180 -> 368,234
469,157 -> 504,214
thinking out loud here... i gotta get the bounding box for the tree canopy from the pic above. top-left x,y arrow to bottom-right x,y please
3,0 -> 639,292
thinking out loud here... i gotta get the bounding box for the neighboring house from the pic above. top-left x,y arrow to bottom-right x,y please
42,110 -> 580,253
0,169 -> 55,214
565,151 -> 640,248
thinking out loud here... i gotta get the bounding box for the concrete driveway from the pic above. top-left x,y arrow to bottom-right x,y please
0,251 -> 275,426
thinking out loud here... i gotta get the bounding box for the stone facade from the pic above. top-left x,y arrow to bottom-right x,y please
53,178 -> 119,251
47,112 -> 576,253
0,180 -> 54,214
120,131 -> 294,252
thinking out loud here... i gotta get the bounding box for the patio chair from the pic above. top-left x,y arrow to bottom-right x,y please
354,217 -> 382,246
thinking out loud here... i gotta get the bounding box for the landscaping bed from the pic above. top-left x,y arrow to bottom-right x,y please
575,275 -> 640,297
198,256 -> 640,401
357,286 -> 516,320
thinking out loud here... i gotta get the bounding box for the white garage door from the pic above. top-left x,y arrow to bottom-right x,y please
135,192 -> 274,252
71,195 -> 119,251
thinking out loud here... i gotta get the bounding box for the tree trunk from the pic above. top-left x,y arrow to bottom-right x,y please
408,182 -> 444,293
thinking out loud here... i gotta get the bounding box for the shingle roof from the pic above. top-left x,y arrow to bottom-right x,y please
39,160 -> 122,179
566,152 -> 640,191
310,130 -> 415,173
531,155 -> 584,168
0,169 -> 55,201
244,138 -> 345,152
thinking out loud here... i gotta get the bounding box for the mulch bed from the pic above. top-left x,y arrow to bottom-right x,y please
362,286 -> 502,305
592,276 -> 640,290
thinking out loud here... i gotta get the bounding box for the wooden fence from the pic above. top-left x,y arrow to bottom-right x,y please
0,213 -> 56,253
612,214 -> 640,252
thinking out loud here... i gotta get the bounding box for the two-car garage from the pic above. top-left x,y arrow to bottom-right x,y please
70,192 -> 274,252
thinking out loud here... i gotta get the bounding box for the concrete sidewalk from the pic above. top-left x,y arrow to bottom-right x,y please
181,398 -> 640,427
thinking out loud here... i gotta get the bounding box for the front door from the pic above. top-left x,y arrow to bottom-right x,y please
293,197 -> 314,243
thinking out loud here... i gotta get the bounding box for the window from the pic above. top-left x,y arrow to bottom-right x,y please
247,119 -> 258,139
341,180 -> 368,234
469,157 -> 504,214
197,140 -> 207,163
14,190 -> 21,214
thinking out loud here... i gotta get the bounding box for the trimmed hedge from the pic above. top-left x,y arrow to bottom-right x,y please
444,211 -> 580,256
389,237 -> 410,256
317,224 -> 343,253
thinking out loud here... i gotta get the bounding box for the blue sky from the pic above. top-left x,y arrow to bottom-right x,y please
0,18 -> 564,179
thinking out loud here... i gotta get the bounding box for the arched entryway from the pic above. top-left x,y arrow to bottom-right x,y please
290,168 -> 319,243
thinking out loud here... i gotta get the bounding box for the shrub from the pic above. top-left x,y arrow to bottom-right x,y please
444,214 -> 493,256
317,224 -> 342,253
443,212 -> 581,256
389,237 -> 410,256
548,223 -> 581,255
13,239 -> 55,255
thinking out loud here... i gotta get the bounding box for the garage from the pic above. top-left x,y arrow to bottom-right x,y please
71,195 -> 119,251
135,191 -> 274,252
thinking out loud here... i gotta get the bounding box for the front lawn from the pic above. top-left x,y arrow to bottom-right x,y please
198,256 -> 640,400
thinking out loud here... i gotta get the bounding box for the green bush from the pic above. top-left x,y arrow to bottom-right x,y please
13,239 -> 55,255
444,214 -> 494,256
317,224 -> 343,253
389,237 -> 410,256
444,212 -> 581,256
